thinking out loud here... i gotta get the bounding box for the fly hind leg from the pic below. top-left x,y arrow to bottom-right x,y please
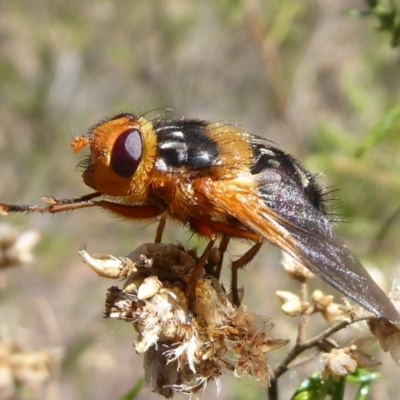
230,242 -> 263,307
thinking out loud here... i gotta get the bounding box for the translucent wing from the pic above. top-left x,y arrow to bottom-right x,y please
204,169 -> 399,323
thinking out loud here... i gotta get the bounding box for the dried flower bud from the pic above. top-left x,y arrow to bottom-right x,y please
311,290 -> 346,325
78,245 -> 135,279
276,291 -> 302,316
280,251 -> 314,283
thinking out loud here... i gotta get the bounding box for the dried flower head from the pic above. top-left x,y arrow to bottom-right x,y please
79,243 -> 289,398
321,335 -> 382,381
0,337 -> 61,399
0,223 -> 40,270
321,348 -> 357,380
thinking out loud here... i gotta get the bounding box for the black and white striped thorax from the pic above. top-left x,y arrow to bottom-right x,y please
153,119 -> 219,172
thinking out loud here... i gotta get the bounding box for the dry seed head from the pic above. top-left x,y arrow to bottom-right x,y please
321,348 -> 357,380
81,243 -> 289,398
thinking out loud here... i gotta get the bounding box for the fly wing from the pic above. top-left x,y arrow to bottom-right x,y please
205,169 -> 399,323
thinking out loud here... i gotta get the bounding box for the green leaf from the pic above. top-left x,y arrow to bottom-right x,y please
291,372 -> 330,400
328,376 -> 346,400
347,369 -> 380,400
119,377 -> 145,400
354,105 -> 400,157
291,369 -> 380,400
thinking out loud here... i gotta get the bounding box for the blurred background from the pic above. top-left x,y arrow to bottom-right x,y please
1,0 -> 400,399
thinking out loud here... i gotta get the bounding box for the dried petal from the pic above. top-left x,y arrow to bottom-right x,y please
78,245 -> 135,279
137,276 -> 162,300
276,291 -> 302,316
368,318 -> 400,364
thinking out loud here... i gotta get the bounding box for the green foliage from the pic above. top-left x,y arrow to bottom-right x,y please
292,369 -> 380,400
119,378 -> 145,400
361,0 -> 400,47
355,105 -> 400,157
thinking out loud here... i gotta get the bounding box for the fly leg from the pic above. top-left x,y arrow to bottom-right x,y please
154,215 -> 167,243
188,219 -> 263,311
212,234 -> 230,279
230,242 -> 263,307
0,193 -> 102,215
186,236 -> 217,321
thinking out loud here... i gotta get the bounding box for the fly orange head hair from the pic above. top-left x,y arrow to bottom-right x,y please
71,113 -> 158,202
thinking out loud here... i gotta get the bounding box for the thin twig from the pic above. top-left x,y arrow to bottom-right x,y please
297,282 -> 308,344
286,349 -> 320,369
273,316 -> 370,379
267,378 -> 278,400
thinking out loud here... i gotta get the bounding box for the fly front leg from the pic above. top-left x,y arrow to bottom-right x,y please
0,192 -> 102,215
0,193 -> 167,221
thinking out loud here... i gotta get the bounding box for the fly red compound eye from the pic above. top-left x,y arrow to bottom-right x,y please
110,129 -> 143,178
